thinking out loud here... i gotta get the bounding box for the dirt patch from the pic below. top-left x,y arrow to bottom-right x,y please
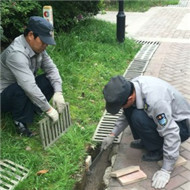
73,146 -> 113,190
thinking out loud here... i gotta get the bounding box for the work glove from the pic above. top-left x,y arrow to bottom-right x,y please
52,92 -> 65,113
101,134 -> 115,150
46,107 -> 59,123
152,169 -> 171,189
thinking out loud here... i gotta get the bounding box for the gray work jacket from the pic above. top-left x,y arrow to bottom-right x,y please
0,35 -> 62,112
112,76 -> 190,171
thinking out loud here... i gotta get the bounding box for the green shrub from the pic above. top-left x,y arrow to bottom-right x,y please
1,0 -> 100,46
38,1 -> 100,32
1,0 -> 41,44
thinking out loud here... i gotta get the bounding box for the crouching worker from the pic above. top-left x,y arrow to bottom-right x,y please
101,75 -> 190,189
0,16 -> 65,137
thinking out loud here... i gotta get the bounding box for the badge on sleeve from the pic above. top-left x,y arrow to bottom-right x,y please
156,113 -> 167,127
143,98 -> 149,111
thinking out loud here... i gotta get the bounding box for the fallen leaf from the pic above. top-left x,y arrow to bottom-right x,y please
36,169 -> 49,175
25,146 -> 31,151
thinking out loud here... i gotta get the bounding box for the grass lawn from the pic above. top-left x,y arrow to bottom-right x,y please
1,18 -> 140,190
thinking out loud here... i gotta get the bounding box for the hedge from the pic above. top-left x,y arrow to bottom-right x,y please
1,0 -> 100,46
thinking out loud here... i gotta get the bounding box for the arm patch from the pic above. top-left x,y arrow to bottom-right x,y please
156,113 -> 168,127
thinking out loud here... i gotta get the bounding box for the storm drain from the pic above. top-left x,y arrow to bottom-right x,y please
92,110 -> 123,143
93,41 -> 160,143
124,40 -> 159,80
0,159 -> 29,190
39,103 -> 71,149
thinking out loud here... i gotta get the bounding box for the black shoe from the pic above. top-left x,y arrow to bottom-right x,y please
142,150 -> 163,161
14,121 -> 33,137
130,139 -> 145,149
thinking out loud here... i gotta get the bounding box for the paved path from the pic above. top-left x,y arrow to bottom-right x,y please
96,1 -> 190,190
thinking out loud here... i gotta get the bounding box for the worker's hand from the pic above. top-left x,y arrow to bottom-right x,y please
101,134 -> 115,150
152,169 -> 171,189
46,107 -> 59,123
52,92 -> 65,113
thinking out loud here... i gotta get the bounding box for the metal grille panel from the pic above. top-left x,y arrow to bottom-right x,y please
39,103 -> 71,149
92,110 -> 123,143
0,160 -> 29,190
93,41 -> 160,143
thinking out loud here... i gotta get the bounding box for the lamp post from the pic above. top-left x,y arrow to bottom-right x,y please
117,0 -> 125,43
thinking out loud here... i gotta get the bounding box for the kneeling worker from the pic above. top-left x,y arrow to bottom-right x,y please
0,16 -> 65,137
101,75 -> 190,189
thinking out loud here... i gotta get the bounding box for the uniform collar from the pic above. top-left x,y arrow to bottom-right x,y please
20,35 -> 36,58
133,82 -> 144,109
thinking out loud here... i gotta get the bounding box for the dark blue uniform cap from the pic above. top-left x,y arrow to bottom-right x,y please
27,16 -> 56,45
103,75 -> 132,115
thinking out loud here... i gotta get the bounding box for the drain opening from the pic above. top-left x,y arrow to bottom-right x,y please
73,145 -> 113,190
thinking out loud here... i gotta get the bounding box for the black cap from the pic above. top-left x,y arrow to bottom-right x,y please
27,16 -> 56,45
103,75 -> 132,114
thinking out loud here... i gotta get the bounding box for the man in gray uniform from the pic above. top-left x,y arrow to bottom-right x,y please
0,16 -> 65,137
101,75 -> 190,189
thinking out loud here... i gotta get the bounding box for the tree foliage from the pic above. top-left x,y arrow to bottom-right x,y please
1,0 -> 100,46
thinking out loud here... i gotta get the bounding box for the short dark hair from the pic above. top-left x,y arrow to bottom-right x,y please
24,28 -> 38,39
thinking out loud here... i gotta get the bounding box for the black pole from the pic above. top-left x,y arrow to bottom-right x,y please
117,0 -> 126,43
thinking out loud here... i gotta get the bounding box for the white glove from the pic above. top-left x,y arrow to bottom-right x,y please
101,134 -> 115,150
52,92 -> 65,113
46,107 -> 59,123
152,169 -> 171,189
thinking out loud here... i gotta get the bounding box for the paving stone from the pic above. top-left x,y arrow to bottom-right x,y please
118,170 -> 147,185
171,166 -> 187,177
111,165 -> 140,177
165,175 -> 187,190
107,187 -> 130,190
108,185 -> 147,190
181,182 -> 190,190
181,142 -> 190,151
139,178 -> 155,190
158,155 -> 187,168
180,170 -> 190,180
180,147 -> 185,152
183,160 -> 190,170
180,150 -> 190,160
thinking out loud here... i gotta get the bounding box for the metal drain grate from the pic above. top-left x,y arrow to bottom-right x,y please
39,103 -> 71,149
0,159 -> 29,190
134,42 -> 159,61
92,110 -> 123,143
124,40 -> 159,79
93,41 -> 160,143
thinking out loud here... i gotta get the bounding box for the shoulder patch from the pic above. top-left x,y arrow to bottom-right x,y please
143,98 -> 149,111
156,113 -> 167,127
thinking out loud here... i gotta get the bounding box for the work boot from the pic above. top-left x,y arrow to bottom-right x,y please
142,149 -> 163,161
14,121 -> 33,137
130,139 -> 145,149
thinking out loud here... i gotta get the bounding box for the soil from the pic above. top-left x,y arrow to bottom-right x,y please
73,146 -> 112,190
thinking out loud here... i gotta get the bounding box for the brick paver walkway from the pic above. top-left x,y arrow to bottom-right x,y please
96,1 -> 190,190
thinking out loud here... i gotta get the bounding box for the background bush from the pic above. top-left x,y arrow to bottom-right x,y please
1,0 -> 100,47
1,0 -> 41,44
